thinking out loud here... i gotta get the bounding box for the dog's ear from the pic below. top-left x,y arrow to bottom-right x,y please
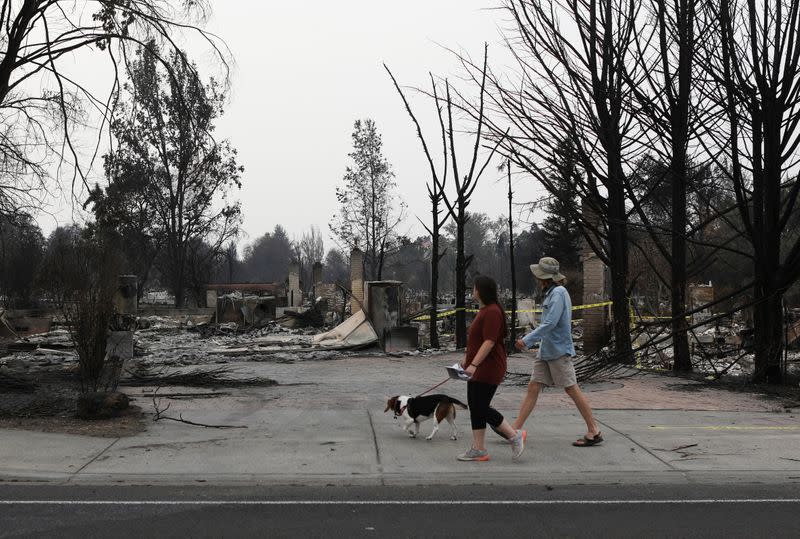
384,396 -> 398,413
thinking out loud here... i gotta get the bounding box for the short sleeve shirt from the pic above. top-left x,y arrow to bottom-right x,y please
464,303 -> 507,385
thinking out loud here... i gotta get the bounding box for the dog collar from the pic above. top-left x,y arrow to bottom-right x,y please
393,401 -> 408,418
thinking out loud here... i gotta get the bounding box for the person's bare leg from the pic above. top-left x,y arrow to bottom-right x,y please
472,428 -> 487,451
564,384 -> 599,436
495,419 -> 517,439
512,381 -> 543,430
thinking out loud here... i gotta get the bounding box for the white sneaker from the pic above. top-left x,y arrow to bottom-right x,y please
510,429 -> 527,460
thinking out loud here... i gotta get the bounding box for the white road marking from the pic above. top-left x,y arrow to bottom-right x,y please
0,499 -> 799,506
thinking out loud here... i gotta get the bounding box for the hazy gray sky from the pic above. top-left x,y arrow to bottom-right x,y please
46,1 -> 547,251
204,1 -> 546,249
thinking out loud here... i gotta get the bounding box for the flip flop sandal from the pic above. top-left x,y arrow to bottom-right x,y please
572,432 -> 604,447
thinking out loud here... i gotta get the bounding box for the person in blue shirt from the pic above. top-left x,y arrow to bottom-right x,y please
513,257 -> 603,447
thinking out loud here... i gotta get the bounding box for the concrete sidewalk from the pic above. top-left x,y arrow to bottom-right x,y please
2,352 -> 799,486
2,407 -> 799,486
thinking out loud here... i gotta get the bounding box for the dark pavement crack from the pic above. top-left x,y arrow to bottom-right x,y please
69,438 -> 121,480
595,418 -> 679,471
366,409 -> 384,486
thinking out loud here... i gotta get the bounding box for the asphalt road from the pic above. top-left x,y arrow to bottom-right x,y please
1,483 -> 799,538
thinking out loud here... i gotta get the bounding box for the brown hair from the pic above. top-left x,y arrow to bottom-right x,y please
474,275 -> 500,306
473,275 -> 508,338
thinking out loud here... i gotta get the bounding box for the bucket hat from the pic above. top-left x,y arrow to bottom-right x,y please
530,256 -> 565,281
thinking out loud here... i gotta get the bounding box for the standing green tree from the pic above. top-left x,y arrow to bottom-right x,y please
540,141 -> 582,270
330,119 -> 405,281
513,225 -> 546,296
86,157 -> 161,300
103,43 -> 242,307
0,213 -> 45,307
221,241 -> 239,284
240,225 -> 294,283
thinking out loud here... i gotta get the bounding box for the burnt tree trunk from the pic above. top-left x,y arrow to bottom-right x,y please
430,203 -> 441,349
607,171 -> 633,363
752,278 -> 784,383
385,48 -> 498,352
377,238 -> 386,281
670,155 -> 691,371
752,87 -> 785,383
712,0 -> 800,384
507,162 -> 517,349
171,246 -> 186,308
384,64 -> 456,351
455,207 -> 467,349
667,0 -> 695,372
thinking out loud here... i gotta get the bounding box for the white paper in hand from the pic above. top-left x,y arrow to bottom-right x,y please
446,362 -> 471,381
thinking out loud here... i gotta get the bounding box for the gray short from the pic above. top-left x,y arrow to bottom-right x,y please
531,354 -> 577,388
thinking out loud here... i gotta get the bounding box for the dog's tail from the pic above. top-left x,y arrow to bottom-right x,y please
449,397 -> 468,409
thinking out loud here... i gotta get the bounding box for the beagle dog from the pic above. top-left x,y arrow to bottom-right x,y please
384,394 -> 467,440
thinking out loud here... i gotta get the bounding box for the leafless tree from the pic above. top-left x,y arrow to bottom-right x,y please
622,0 -> 704,371
38,225 -> 123,393
299,225 -> 324,294
0,0 -> 228,211
504,160 -> 518,348
699,0 -> 800,383
443,44 -> 505,349
388,46 -> 503,349
474,0 -> 640,361
385,66 -> 452,349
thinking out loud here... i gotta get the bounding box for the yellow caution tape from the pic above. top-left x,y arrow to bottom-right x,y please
411,298 -> 679,327
572,301 -> 613,311
638,316 -> 691,321
411,300 -> 614,322
411,309 -> 461,322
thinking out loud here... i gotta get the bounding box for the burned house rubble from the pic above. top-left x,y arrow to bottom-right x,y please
196,251 -> 420,353
2,243 -> 799,424
0,251 -> 429,416
207,283 -> 281,328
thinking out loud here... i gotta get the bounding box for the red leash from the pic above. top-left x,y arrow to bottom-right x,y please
415,377 -> 451,398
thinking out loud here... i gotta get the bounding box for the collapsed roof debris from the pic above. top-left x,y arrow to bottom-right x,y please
312,310 -> 378,349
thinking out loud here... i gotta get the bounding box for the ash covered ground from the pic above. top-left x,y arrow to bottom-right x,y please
1,314 -> 798,436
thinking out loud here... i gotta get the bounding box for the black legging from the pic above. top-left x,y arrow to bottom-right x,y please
467,381 -> 504,430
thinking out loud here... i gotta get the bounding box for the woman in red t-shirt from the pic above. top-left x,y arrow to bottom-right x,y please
457,276 -> 526,462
